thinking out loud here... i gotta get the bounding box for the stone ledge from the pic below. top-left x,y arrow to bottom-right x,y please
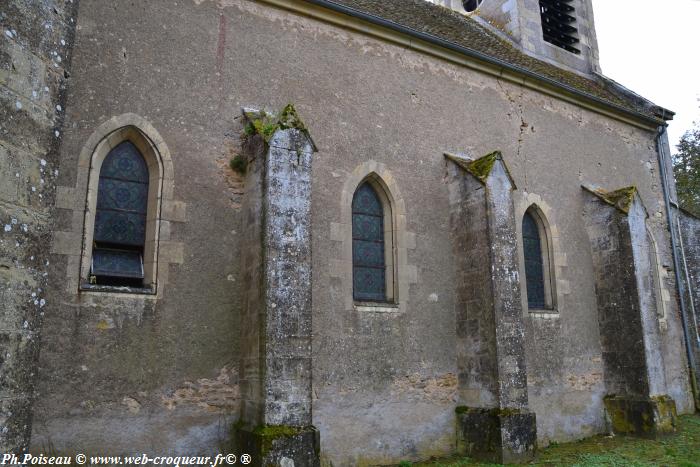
354,303 -> 401,313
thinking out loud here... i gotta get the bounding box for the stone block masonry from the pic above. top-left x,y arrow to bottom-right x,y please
678,210 -> 700,406
234,107 -> 319,467
0,0 -> 79,453
446,152 -> 536,464
582,186 -> 677,437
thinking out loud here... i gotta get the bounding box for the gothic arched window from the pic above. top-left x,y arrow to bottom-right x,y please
352,182 -> 388,302
91,141 -> 149,286
522,209 -> 550,309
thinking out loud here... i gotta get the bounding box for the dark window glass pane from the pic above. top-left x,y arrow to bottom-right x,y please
97,178 -> 148,213
353,267 -> 386,302
94,141 -> 149,247
94,210 -> 147,246
523,212 -> 546,309
352,214 -> 383,241
92,248 -> 144,279
99,141 -> 149,182
353,240 -> 384,268
352,182 -> 386,301
91,141 -> 149,285
352,184 -> 383,215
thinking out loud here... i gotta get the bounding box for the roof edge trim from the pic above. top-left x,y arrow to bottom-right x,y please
257,0 -> 669,129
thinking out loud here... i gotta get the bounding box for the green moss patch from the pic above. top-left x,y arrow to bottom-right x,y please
466,151 -> 500,183
229,154 -> 247,174
444,151 -> 515,188
413,413 -> 700,466
591,186 -> 638,214
243,104 -> 309,144
253,424 -> 303,438
241,424 -> 306,456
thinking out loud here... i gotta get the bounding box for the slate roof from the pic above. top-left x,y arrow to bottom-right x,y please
307,0 -> 672,123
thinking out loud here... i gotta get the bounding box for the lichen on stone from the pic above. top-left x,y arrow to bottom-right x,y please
603,395 -> 677,436
444,150 -> 514,186
252,424 -> 305,456
277,104 -> 307,133
590,186 -> 638,214
242,104 -> 309,144
229,154 -> 247,174
253,424 -> 302,438
467,151 -> 501,183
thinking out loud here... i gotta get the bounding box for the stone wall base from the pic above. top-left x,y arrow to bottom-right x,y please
604,395 -> 677,438
456,407 -> 536,464
233,425 -> 320,467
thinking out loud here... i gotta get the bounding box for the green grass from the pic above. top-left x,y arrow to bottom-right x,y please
410,414 -> 700,466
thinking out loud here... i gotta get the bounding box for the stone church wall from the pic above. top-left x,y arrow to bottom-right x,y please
0,0 -> 79,453
678,210 -> 700,396
24,0 -> 694,464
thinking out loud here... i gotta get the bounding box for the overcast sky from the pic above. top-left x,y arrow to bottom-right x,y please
592,0 -> 700,152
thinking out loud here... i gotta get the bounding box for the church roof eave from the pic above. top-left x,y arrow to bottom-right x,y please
299,0 -> 674,127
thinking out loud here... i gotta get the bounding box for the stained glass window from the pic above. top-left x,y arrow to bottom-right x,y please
352,183 -> 386,302
91,141 -> 149,285
523,211 -> 546,309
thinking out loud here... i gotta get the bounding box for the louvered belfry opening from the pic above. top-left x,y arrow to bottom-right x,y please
539,0 -> 581,54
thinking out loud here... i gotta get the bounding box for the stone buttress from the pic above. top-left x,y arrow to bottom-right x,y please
0,0 -> 79,452
445,152 -> 536,464
677,209 -> 700,407
582,186 -> 677,437
234,107 -> 320,466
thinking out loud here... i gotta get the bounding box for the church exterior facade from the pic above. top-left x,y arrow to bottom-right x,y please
1,0 -> 699,465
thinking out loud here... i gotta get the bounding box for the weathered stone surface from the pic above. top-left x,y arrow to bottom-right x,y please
678,210 -> 700,406
17,0 -> 694,462
447,153 -> 535,462
427,0 -> 601,75
456,407 -> 536,464
235,122 -> 318,464
235,425 -> 319,467
604,395 -> 677,438
583,187 -> 677,437
0,0 -> 78,453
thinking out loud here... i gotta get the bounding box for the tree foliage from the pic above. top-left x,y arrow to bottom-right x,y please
673,124 -> 700,218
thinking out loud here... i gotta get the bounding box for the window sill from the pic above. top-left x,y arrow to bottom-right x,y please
354,302 -> 400,313
527,309 -> 559,319
80,283 -> 156,295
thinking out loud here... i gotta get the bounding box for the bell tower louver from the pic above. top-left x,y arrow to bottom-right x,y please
425,0 -> 601,75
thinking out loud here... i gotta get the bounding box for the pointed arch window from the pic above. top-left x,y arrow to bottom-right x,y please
352,183 -> 387,302
78,120 -> 167,294
522,207 -> 555,310
91,141 -> 149,287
